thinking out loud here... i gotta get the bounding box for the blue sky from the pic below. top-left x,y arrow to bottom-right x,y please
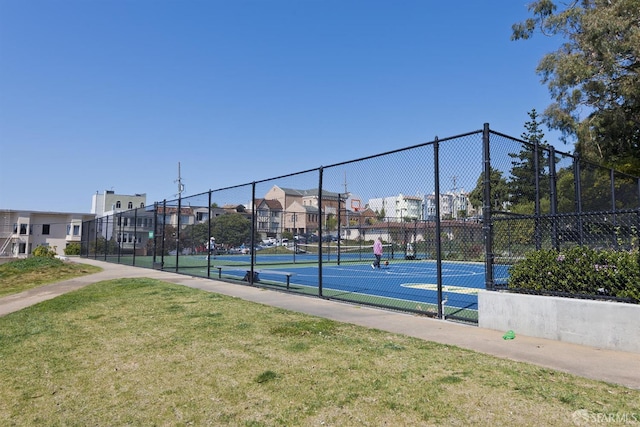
0,0 -> 566,213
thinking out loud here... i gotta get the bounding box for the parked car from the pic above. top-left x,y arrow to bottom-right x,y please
262,237 -> 277,245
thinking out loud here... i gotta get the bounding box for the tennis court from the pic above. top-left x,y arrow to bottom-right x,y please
207,250 -> 510,320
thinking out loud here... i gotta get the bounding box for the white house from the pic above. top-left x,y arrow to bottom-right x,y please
367,194 -> 424,221
0,209 -> 95,257
424,190 -> 475,220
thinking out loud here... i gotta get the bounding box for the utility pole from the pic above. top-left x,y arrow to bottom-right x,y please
175,162 -> 185,197
343,171 -> 348,195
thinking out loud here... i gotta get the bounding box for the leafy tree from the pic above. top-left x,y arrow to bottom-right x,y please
211,213 -> 251,247
555,166 -> 578,213
512,0 -> 640,176
325,214 -> 338,233
188,221 -> 211,248
160,225 -> 179,254
468,167 -> 511,212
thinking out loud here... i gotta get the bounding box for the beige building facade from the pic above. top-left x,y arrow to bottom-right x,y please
1,209 -> 94,257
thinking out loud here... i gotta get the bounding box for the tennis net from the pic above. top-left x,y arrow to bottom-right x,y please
295,243 -> 393,261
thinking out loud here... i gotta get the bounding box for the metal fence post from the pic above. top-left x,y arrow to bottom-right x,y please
482,123 -> 494,290
207,190 -> 212,278
574,154 -> 584,245
176,196 -> 181,272
105,216 -> 109,259
133,208 -> 138,266
153,202 -> 158,266
611,169 -> 619,249
534,137 -> 541,217
94,217 -> 99,260
250,183 -> 257,283
549,146 -> 558,250
117,213 -> 122,263
161,200 -> 166,268
434,136 -> 443,318
318,167 -> 324,297
337,193 -> 342,265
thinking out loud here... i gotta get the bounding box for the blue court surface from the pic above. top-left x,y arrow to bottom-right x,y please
210,253 -> 510,315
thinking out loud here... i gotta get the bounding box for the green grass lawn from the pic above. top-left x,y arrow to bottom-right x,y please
0,257 -> 102,297
0,278 -> 637,426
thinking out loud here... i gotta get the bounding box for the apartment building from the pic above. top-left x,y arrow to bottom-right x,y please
0,209 -> 94,257
91,190 -> 147,217
424,190 -> 476,220
259,186 -> 344,237
367,194 -> 424,221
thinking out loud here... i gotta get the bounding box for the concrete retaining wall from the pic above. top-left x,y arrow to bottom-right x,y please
478,290 -> 640,353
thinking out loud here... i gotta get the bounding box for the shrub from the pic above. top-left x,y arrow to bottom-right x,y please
508,246 -> 640,303
32,245 -> 58,258
64,243 -> 81,256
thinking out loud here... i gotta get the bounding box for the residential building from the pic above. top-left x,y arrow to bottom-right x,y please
262,186 -> 343,235
91,190 -> 147,217
367,194 -> 424,221
424,190 -> 475,220
255,198 -> 283,237
0,209 -> 94,257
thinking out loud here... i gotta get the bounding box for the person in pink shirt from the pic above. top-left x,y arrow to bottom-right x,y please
372,237 -> 383,269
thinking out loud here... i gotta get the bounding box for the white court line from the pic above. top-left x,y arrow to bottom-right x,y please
401,283 -> 480,295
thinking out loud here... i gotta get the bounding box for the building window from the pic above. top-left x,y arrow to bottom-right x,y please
19,224 -> 27,235
43,224 -> 50,235
116,201 -> 121,209
73,225 -> 80,236
140,202 -> 145,208
67,225 -> 71,235
128,202 -> 133,209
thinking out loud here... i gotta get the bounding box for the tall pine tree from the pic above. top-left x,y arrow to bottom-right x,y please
508,109 -> 549,212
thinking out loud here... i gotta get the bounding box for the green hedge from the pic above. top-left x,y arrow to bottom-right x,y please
64,243 -> 81,256
32,245 -> 57,258
508,246 -> 640,303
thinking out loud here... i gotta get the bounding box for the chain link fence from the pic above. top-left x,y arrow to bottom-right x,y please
82,125 -> 640,323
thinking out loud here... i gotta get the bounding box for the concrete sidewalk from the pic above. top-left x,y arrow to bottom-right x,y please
2,258 -> 639,390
